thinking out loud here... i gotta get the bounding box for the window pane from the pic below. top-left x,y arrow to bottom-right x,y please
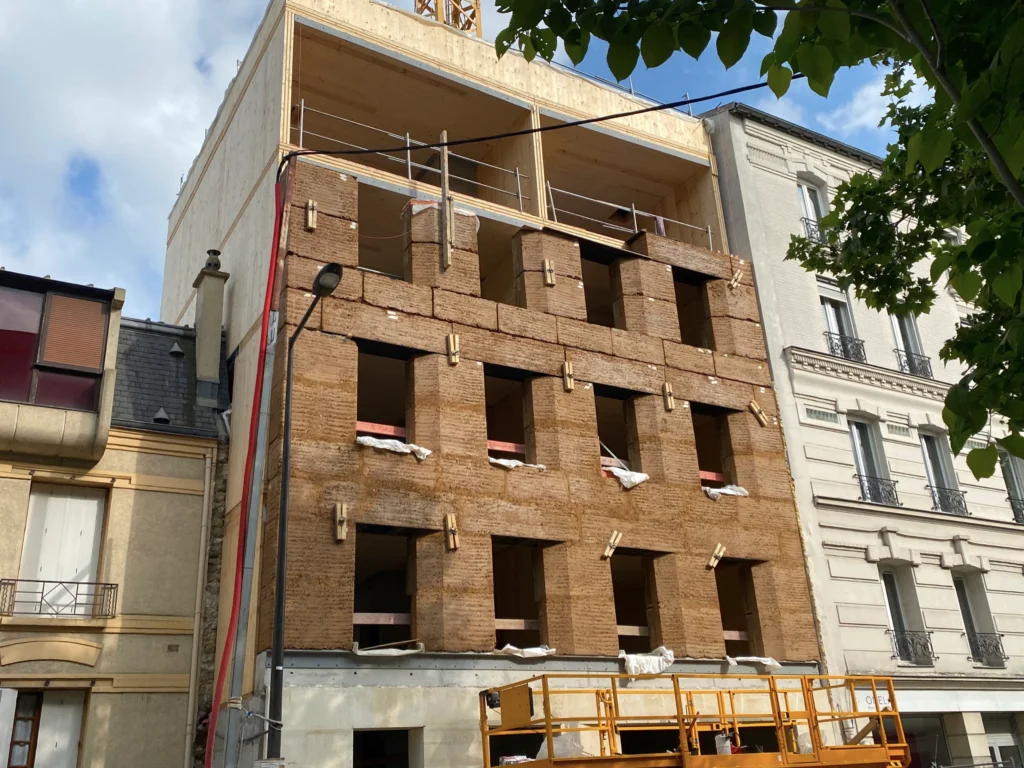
10,743 -> 30,765
14,693 -> 40,717
13,718 -> 33,741
34,370 -> 100,411
0,286 -> 44,403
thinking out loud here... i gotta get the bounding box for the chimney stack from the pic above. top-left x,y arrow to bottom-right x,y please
192,249 -> 230,408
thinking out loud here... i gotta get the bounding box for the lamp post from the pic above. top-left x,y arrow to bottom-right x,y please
267,262 -> 342,759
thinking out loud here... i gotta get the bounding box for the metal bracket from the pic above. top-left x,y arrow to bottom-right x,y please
444,513 -> 460,551
602,530 -> 623,559
562,360 -> 575,392
707,543 -> 726,569
663,382 -> 675,412
447,333 -> 460,365
749,400 -> 768,427
305,199 -> 318,231
729,270 -> 742,289
542,259 -> 556,286
334,502 -> 348,542
440,130 -> 453,271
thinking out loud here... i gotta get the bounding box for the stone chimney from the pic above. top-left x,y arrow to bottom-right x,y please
192,250 -> 230,408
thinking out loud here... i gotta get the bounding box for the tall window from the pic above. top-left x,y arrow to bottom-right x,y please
999,449 -> 1024,523
798,183 -> 825,242
921,433 -> 966,515
4,690 -> 86,768
15,485 -> 108,617
892,313 -> 932,378
819,278 -> 864,362
954,574 -> 1004,667
880,567 -> 932,664
849,420 -> 895,504
0,285 -> 110,411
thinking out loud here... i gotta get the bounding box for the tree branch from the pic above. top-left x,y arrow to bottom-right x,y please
753,2 -> 915,44
918,0 -> 945,70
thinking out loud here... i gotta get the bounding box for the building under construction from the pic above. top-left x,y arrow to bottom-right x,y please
159,0 -> 907,766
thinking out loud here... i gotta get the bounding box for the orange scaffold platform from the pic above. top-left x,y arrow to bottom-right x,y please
479,674 -> 910,768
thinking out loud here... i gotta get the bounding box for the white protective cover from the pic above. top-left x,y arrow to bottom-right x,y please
356,436 -> 432,460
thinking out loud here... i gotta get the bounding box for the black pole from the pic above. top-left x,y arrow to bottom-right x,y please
266,295 -> 320,759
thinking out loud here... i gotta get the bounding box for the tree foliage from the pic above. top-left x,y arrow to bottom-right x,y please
494,0 -> 1024,476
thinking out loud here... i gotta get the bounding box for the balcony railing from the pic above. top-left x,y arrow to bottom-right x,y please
824,332 -> 867,363
856,474 -> 899,506
965,631 -> 1008,667
1009,496 -> 1024,524
928,485 -> 969,516
888,629 -> 936,665
802,217 -> 825,243
0,578 -> 118,619
895,349 -> 933,378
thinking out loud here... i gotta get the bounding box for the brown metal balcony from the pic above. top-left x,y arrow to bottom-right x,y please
0,578 -> 118,619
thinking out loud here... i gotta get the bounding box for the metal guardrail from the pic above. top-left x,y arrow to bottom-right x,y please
824,332 -> 866,363
964,631 -> 1008,667
0,578 -> 118,619
292,100 -> 531,211
887,629 -> 936,665
546,182 -> 714,249
802,217 -> 825,243
895,349 -> 933,378
855,474 -> 899,506
928,485 -> 969,516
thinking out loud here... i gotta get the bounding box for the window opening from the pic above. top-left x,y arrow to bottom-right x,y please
594,384 -> 635,475
611,551 -> 653,653
1000,449 -> 1024,523
955,573 -> 1002,666
580,243 -> 621,329
953,576 -> 977,636
353,525 -> 416,649
714,559 -> 762,657
353,729 -> 411,768
484,365 -> 530,462
921,434 -> 954,487
6,690 -> 85,768
492,537 -> 543,649
356,341 -> 414,440
881,566 -> 932,664
478,217 -> 518,305
358,184 -> 410,281
880,570 -> 907,634
691,403 -> 733,488
891,313 -> 923,355
673,267 -> 712,348
849,420 -> 896,505
798,183 -> 824,221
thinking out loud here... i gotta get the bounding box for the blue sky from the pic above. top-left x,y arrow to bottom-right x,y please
0,0 -> 900,320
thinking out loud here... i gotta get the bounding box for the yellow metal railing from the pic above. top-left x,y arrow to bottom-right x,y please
479,674 -> 910,768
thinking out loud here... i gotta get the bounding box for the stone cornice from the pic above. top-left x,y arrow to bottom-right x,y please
786,347 -> 950,402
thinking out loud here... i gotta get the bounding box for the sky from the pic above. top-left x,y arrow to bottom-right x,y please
0,0 -> 906,320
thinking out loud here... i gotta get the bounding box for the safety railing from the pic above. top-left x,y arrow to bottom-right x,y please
965,631 -> 1008,667
546,183 -> 714,250
1008,496 -> 1024,524
895,349 -> 933,379
887,629 -> 936,665
0,578 -> 118,619
823,332 -> 866,363
291,100 -> 531,211
928,485 -> 968,516
855,475 -> 899,507
479,673 -> 910,768
802,217 -> 826,243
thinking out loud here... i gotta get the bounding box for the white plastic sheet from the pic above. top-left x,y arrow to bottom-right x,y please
607,466 -> 649,489
715,733 -> 734,755
488,457 -> 546,471
356,435 -> 432,461
618,645 -> 674,675
498,644 -> 557,658
353,642 -> 425,656
726,655 -> 782,668
703,484 -> 749,501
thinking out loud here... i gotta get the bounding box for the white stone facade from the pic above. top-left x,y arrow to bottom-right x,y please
706,103 -> 1024,768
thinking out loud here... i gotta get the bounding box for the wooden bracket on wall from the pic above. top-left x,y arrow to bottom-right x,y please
439,129 -> 453,271
444,513 -> 460,551
305,200 -> 318,231
663,382 -> 675,411
602,530 -> 623,559
562,360 -> 575,392
446,333 -> 460,365
542,259 -> 556,286
334,502 -> 348,542
707,543 -> 726,569
729,270 -> 742,290
748,400 -> 768,427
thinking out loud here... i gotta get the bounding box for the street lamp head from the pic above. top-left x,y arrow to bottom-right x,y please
312,263 -> 343,297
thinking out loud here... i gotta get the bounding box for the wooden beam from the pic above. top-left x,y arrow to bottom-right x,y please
487,440 -> 526,454
352,612 -> 411,626
722,630 -> 748,642
494,618 -> 540,631
356,421 -> 407,438
616,625 -> 650,637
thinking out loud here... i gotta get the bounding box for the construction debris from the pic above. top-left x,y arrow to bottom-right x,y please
498,644 -> 557,658
619,646 -> 675,675
356,435 -> 432,460
726,655 -> 782,668
488,457 -> 546,470
607,466 -> 649,489
703,484 -> 748,501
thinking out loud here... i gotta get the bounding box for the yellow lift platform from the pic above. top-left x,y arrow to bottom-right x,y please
479,674 -> 910,768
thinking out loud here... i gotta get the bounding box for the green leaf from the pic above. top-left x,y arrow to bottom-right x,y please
760,51 -> 776,77
942,406 -> 958,432
495,27 -> 517,57
993,264 -> 1023,306
930,248 -> 956,282
752,9 -> 778,38
511,0 -> 547,30
544,5 -> 572,36
521,33 -> 537,62
564,28 -> 590,65
716,16 -> 752,69
677,22 -> 711,59
607,38 -> 640,80
818,0 -> 851,42
767,64 -> 793,98
641,21 -> 676,68
905,132 -> 923,173
774,9 -> 804,61
919,127 -> 954,173
956,77 -> 991,124
949,270 -> 982,303
998,432 -> 1024,460
796,42 -> 835,94
531,28 -> 557,60
966,444 -> 998,479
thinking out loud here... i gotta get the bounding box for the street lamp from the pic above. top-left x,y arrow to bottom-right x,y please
267,262 -> 342,758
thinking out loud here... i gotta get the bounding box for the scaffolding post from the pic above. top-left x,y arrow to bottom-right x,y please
405,133 -> 412,180
630,202 -> 639,234
706,224 -> 714,250
514,167 -> 524,212
440,130 -> 452,271
298,98 -> 305,148
546,181 -> 558,222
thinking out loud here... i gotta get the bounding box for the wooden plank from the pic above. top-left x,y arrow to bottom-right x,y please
601,456 -> 628,468
352,612 -> 411,625
495,618 -> 540,631
616,625 -> 650,637
722,630 -> 748,641
487,440 -> 526,454
356,421 -> 407,438
700,470 -> 725,482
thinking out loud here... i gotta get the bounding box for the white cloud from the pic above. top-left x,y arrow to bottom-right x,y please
752,93 -> 807,126
817,75 -> 931,137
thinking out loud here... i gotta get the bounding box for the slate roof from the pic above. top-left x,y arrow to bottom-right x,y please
111,318 -> 228,439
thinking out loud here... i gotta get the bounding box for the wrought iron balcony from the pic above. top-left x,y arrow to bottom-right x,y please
888,629 -> 936,665
824,332 -> 867,363
856,475 -> 900,506
0,578 -> 118,619
802,217 -> 825,243
928,485 -> 969,516
1009,496 -> 1024,524
895,349 -> 933,378
965,631 -> 1008,667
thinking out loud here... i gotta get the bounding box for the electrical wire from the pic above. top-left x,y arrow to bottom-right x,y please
277,75 -> 804,180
